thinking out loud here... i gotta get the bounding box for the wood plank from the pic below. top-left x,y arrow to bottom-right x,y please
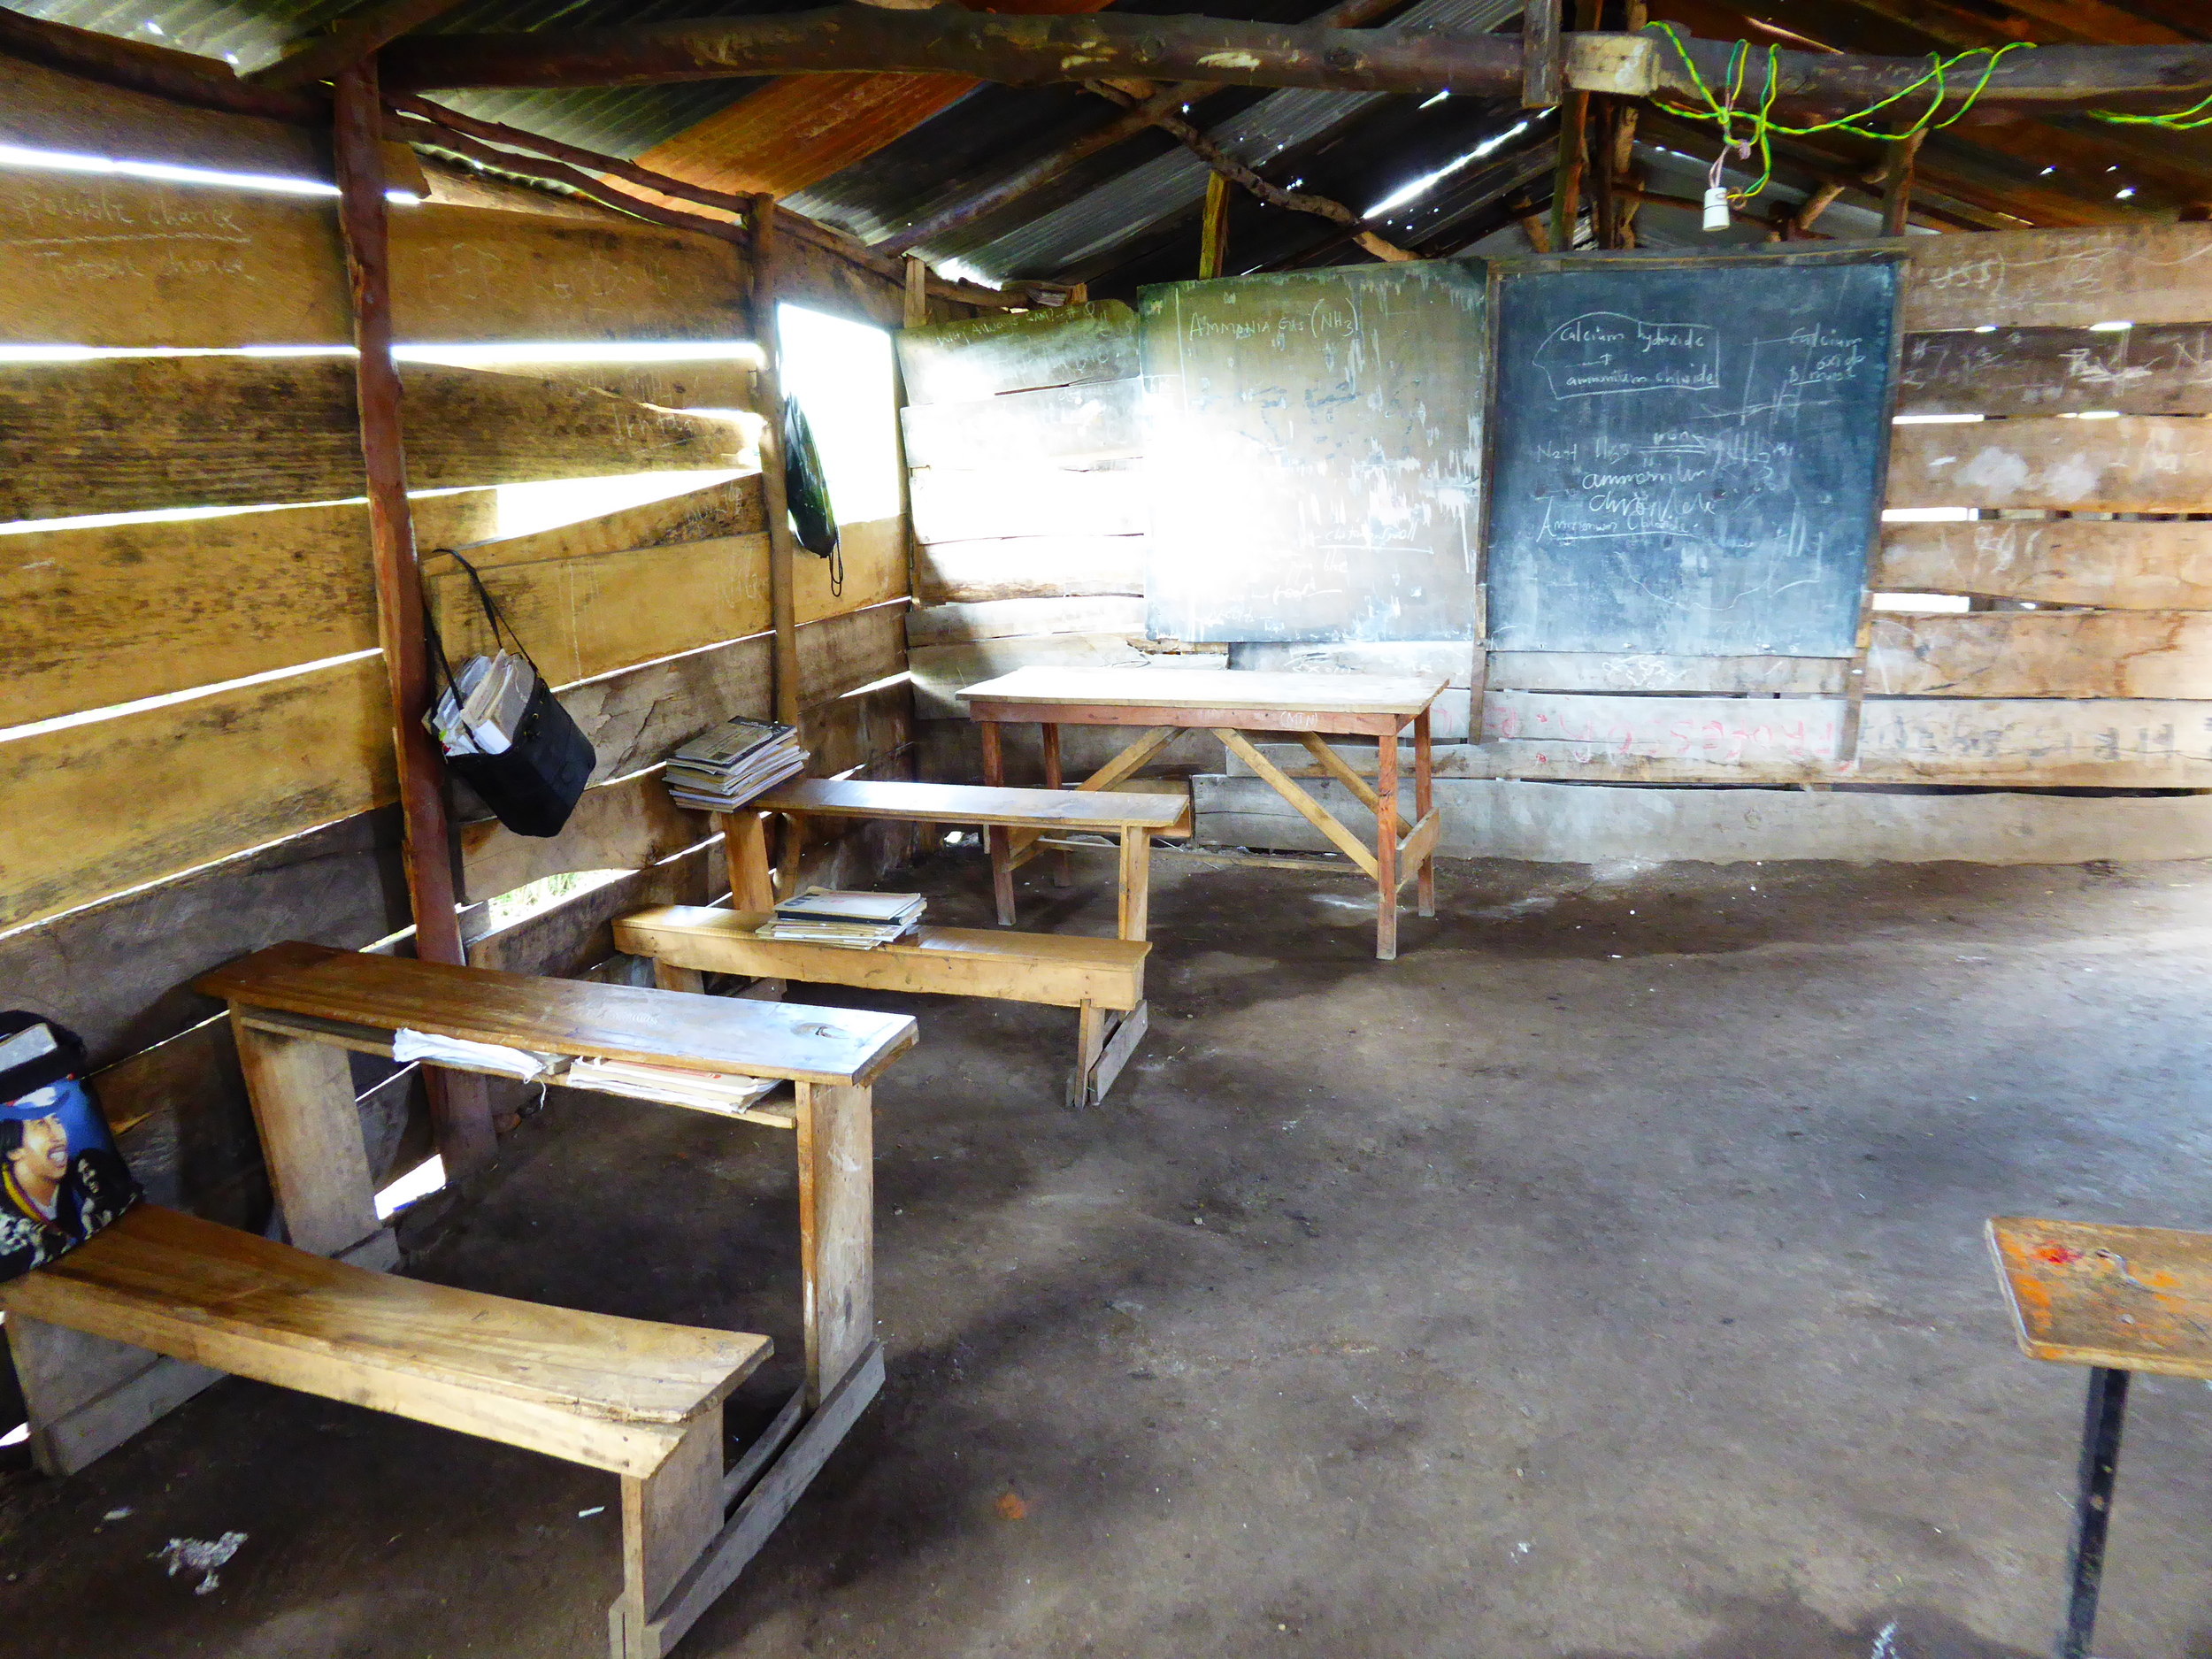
0,358 -> 748,525
0,1204 -> 766,1474
1901,224 -> 2212,333
797,1082 -> 872,1404
755,778 -> 1187,831
1868,611 -> 2212,699
430,475 -> 763,573
0,654 -> 392,933
896,301 -> 1139,405
620,1412 -> 723,1639
1230,641 -> 1476,686
643,1344 -> 884,1655
1988,1217 -> 2212,1379
232,1018 -> 381,1258
431,514 -> 905,687
614,907 -> 1147,1012
900,379 -> 1141,470
1193,773 -> 2212,866
465,357 -> 759,414
1898,324 -> 2212,417
461,772 -> 713,905
803,677 -> 914,780
1888,416 -> 2212,513
468,842 -> 724,981
908,460 -> 1144,545
7,1313 -> 223,1479
1484,652 -> 1849,695
0,53 -> 326,185
906,595 -> 1147,647
199,941 -> 920,1086
0,490 -> 495,729
0,808 -> 409,1069
1471,692 -> 2212,785
915,534 -> 1146,603
0,175 -> 748,349
910,635 -> 1148,719
966,666 -> 1449,718
1214,729 -> 1380,878
1876,518 -> 2212,610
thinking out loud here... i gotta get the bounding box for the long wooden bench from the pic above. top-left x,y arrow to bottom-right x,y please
9,942 -> 917,1659
734,776 -> 1191,939
618,905 -> 1150,1109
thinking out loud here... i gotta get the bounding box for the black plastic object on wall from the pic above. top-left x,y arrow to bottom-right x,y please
1483,249 -> 1904,659
425,555 -> 596,839
781,396 -> 843,594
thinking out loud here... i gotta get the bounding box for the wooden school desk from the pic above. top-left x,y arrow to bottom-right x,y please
958,667 -> 1448,960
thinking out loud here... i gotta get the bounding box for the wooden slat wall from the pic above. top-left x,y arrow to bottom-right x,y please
0,134 -> 926,1237
896,301 -> 1226,782
1470,224 -> 2212,796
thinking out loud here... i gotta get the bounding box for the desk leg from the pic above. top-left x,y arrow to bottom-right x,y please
1375,725 -> 1400,961
1118,826 -> 1151,942
796,1082 -> 873,1408
775,813 -> 808,903
2057,1366 -> 2130,1659
979,720 -> 1016,926
232,1014 -> 384,1257
612,1409 -> 722,1657
1040,721 -> 1073,887
1414,709 -> 1436,918
723,810 -> 776,911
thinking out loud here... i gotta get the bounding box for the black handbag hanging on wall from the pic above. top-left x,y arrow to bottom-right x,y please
424,553 -> 595,839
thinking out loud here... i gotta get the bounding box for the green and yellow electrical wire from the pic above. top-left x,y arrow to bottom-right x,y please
1640,22 -> 2212,208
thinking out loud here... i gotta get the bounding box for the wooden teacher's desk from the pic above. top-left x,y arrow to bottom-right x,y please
959,667 -> 1448,960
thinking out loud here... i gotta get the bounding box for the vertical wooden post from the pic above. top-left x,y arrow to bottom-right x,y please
1600,0 -> 1645,248
902,253 -> 930,329
1520,0 -> 1561,108
1374,722 -> 1400,961
331,60 -> 494,1178
1198,171 -> 1232,278
795,1082 -> 874,1405
1881,127 -> 1924,236
751,193 -> 803,731
1549,0 -> 1599,252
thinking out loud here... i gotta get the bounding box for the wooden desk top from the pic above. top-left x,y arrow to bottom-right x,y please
1989,1216 -> 2212,1379
198,942 -> 918,1087
959,666 -> 1451,718
755,776 -> 1188,833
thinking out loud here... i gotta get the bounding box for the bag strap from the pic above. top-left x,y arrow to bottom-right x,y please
446,551 -> 529,662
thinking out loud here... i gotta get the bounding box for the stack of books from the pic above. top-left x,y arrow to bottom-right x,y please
756,887 -> 925,950
426,651 -> 535,757
566,1057 -> 782,1118
664,717 -> 806,810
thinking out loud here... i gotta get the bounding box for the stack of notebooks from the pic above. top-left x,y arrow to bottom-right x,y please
756,887 -> 925,950
566,1057 -> 781,1118
664,717 -> 807,810
426,651 -> 535,757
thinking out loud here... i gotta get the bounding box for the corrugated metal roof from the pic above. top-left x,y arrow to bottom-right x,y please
913,0 -> 1525,283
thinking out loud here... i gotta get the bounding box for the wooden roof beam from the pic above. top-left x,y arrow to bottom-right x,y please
245,0 -> 480,91
383,10 -> 2212,107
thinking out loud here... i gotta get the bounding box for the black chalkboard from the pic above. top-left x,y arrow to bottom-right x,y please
1482,250 -> 1902,658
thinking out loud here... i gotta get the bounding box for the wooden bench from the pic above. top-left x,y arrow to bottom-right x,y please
9,942 -> 918,1659
4,1202 -> 773,1655
618,905 -> 1150,1109
733,777 -> 1192,940
1988,1215 -> 2212,1659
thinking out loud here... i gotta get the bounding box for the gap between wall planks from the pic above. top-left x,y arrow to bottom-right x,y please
0,584 -> 908,934
0,171 -> 748,348
0,488 -> 496,729
0,357 -> 749,525
0,603 -> 910,1066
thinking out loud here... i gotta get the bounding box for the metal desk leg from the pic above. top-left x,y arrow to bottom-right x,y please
2057,1365 -> 2130,1659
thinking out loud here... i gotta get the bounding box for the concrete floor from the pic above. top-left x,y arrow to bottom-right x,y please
6,848 -> 2212,1659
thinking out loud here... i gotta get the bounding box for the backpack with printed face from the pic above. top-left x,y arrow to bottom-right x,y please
0,1013 -> 140,1281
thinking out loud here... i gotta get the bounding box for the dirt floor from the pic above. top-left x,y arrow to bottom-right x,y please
5,846 -> 2212,1659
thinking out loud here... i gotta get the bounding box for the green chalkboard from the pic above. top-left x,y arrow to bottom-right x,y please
1483,250 -> 1903,658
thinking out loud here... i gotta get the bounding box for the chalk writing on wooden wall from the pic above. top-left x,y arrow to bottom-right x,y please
1485,251 -> 1901,658
1138,260 -> 1486,644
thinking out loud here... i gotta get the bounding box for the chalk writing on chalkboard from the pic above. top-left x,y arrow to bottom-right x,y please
1486,255 -> 1901,659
